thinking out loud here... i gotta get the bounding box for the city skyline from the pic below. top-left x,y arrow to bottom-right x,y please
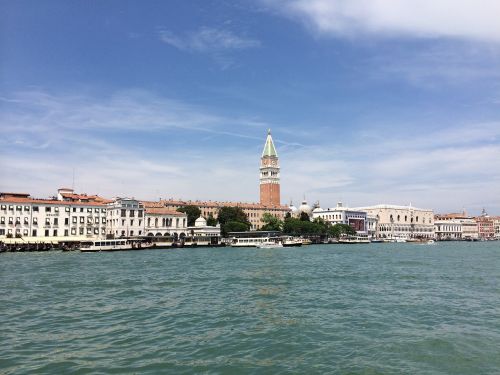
1,1 -> 499,215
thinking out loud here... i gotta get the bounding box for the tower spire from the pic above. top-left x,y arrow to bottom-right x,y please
259,129 -> 280,206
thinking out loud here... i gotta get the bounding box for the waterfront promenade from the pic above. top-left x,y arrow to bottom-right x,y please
1,242 -> 499,374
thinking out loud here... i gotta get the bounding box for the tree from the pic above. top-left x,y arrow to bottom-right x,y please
261,213 -> 283,232
329,223 -> 357,238
217,206 -> 251,236
176,205 -> 201,227
206,213 -> 217,227
299,212 -> 310,221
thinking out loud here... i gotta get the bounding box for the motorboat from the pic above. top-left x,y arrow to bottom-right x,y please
282,237 -> 303,247
257,241 -> 283,249
79,239 -> 153,252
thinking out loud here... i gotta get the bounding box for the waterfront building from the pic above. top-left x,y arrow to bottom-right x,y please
186,216 -> 221,245
0,190 -> 107,241
260,129 -> 280,206
434,212 -> 479,240
475,210 -> 495,239
106,198 -> 145,238
367,214 -> 379,239
355,204 -> 435,239
312,202 -> 368,235
493,217 -> 500,239
143,206 -> 187,239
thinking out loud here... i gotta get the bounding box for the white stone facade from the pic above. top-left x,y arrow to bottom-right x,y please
312,202 -> 368,235
0,193 -> 107,241
144,207 -> 188,238
355,204 -> 435,239
106,198 -> 145,238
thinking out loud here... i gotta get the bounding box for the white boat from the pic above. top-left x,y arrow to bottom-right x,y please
282,237 -> 303,247
338,235 -> 370,244
257,241 -> 283,249
79,239 -> 153,252
427,239 -> 436,245
231,236 -> 277,247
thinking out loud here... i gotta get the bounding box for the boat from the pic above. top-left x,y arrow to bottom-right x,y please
231,236 -> 277,247
282,237 -> 303,247
338,235 -> 370,244
299,238 -> 312,245
79,239 -> 153,252
427,239 -> 436,244
257,241 -> 283,249
370,239 -> 384,243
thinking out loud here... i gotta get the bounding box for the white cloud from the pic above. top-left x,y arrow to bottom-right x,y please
268,0 -> 500,42
159,27 -> 260,52
1,90 -> 499,215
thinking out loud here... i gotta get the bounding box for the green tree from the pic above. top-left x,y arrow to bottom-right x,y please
176,205 -> 201,227
206,213 -> 217,227
261,213 -> 283,232
299,212 -> 310,221
329,223 -> 357,238
217,206 -> 251,236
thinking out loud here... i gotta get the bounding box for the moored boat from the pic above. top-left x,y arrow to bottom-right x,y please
79,239 -> 153,252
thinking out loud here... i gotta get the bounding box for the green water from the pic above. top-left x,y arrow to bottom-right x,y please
1,242 -> 499,374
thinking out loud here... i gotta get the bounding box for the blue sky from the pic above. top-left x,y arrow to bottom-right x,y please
1,0 -> 499,215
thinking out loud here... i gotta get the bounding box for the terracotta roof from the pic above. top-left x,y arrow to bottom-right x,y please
0,196 -> 107,207
60,192 -> 112,203
145,207 -> 185,216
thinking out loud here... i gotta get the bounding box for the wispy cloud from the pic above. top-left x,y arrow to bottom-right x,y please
1,89 -> 499,215
159,27 -> 260,52
266,0 -> 500,42
158,27 -> 260,69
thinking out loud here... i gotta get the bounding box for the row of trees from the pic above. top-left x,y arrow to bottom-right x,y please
177,205 -> 356,238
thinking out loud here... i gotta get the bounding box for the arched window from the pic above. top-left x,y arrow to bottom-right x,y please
397,215 -> 400,222
155,218 -> 158,227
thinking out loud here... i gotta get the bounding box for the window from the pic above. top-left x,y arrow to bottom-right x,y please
64,218 -> 69,225
33,217 -> 38,225
45,229 -> 49,236
121,209 -> 126,217
32,229 -> 37,236
8,205 -> 13,211
122,220 -> 125,226
79,228 -> 84,235
73,207 -> 77,212
33,206 -> 39,212
130,230 -> 134,236
16,206 -> 22,211
87,208 -> 92,213
80,217 -> 84,224
64,229 -> 69,236
71,228 -> 76,235
53,229 -> 57,236
24,217 -> 29,224
45,207 -> 51,212
139,220 -> 142,226
87,228 -> 91,234
130,210 -> 135,217
55,207 -> 59,212
23,229 -> 28,235
45,218 -> 50,225
95,208 -> 99,213
87,217 -> 93,224
139,230 -> 142,235
24,206 -> 30,211
94,228 -> 99,234
72,217 -> 77,224
0,205 -> 5,210
130,219 -> 134,226
101,228 -> 106,234
8,217 -> 13,224
15,217 -> 20,224
138,210 -> 143,218
101,208 -> 106,213
80,208 -> 84,212
54,218 -> 58,225
65,207 -> 70,212
0,217 -> 4,224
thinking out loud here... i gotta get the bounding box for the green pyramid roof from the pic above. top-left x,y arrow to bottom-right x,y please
261,129 -> 278,158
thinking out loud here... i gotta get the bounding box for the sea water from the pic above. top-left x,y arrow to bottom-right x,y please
1,242 -> 499,374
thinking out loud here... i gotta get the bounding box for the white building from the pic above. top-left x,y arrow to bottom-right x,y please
106,198 -> 145,238
312,202 -> 368,235
0,191 -> 107,242
355,204 -> 435,239
144,207 -> 188,239
434,213 -> 479,240
186,216 -> 221,245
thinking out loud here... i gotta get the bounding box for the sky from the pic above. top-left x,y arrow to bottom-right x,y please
1,0 -> 499,215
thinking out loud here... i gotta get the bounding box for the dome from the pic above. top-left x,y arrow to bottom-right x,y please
312,207 -> 323,213
195,216 -> 207,227
298,200 -> 313,216
289,205 -> 298,213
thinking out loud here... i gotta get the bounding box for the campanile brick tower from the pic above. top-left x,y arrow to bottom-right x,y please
260,129 -> 280,206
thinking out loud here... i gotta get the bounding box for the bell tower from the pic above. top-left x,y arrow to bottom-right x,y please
260,129 -> 280,206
